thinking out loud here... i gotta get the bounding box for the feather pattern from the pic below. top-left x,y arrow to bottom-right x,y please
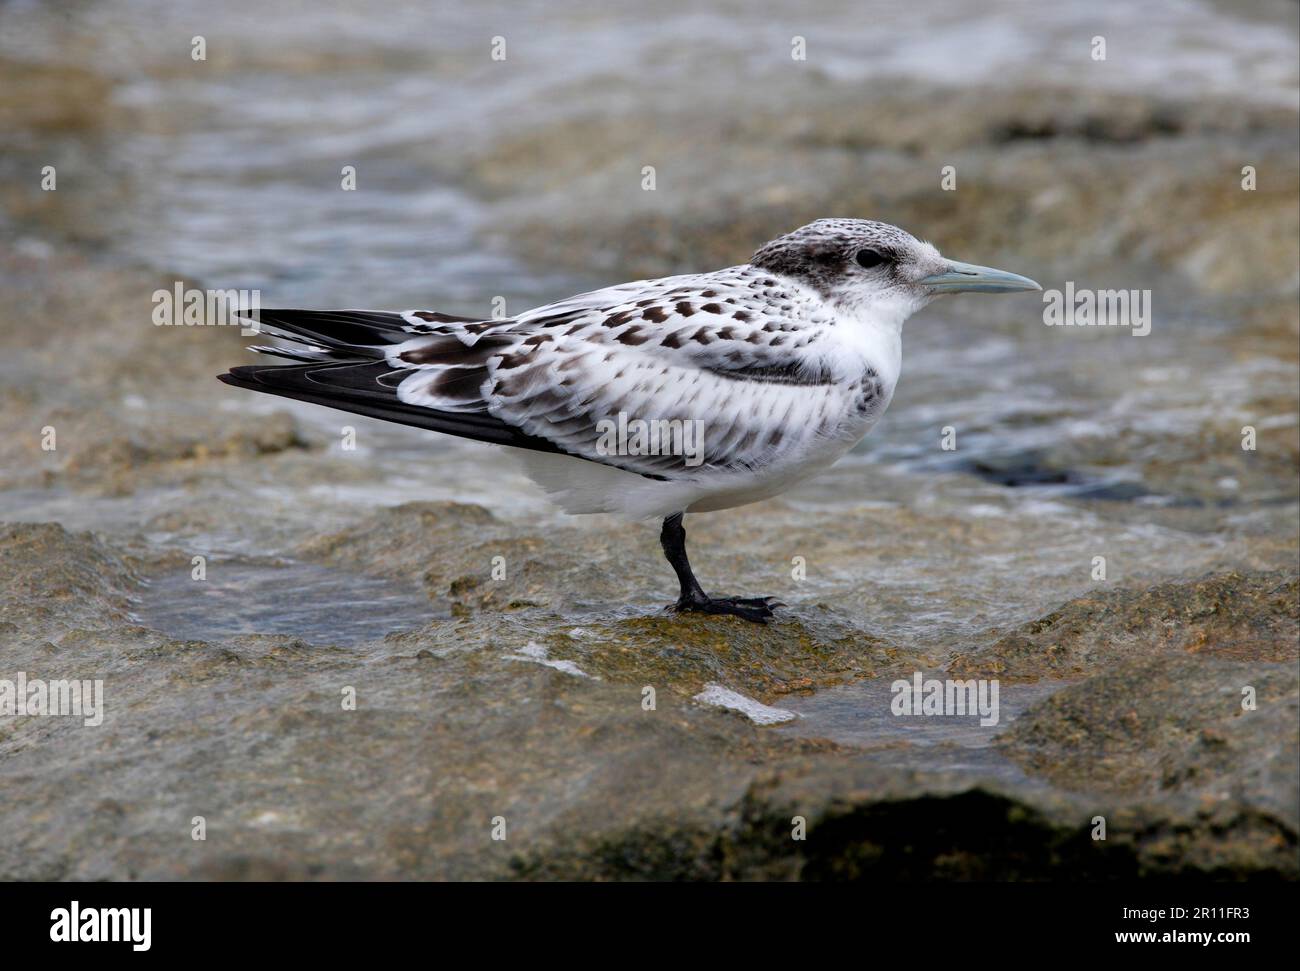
385,266 -> 897,488
219,219 -> 941,518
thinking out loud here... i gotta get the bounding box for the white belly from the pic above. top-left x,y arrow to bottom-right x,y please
685,428 -> 865,513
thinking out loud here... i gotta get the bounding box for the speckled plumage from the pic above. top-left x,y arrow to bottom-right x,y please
221,220 -> 985,519
390,262 -> 892,497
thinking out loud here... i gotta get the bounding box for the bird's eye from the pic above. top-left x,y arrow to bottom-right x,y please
855,249 -> 887,269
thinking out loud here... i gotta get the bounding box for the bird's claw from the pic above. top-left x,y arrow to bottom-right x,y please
671,595 -> 783,624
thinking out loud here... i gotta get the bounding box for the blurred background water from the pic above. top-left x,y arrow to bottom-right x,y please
3,0 -> 1296,305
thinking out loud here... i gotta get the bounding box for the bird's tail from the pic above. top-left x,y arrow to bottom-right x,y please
216,308 -> 566,453
234,308 -> 430,363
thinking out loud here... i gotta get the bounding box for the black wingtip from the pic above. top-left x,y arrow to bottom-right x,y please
217,368 -> 261,387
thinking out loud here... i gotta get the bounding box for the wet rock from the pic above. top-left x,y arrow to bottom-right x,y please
1038,390 -> 1300,509
999,657 -> 1298,816
948,571 -> 1299,681
950,447 -> 1155,501
538,612 -> 930,702
0,518 -> 1294,880
0,606 -> 808,880
0,58 -> 124,134
58,412 -> 310,491
293,501 -> 609,611
512,746 -> 1298,880
479,86 -> 1298,299
0,250 -> 308,495
295,500 -> 498,571
0,522 -> 139,633
293,500 -> 787,620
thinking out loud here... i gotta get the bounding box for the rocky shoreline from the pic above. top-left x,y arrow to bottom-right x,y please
0,504 -> 1294,879
1,6 -> 1297,879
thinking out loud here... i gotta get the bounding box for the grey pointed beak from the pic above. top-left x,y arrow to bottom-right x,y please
919,260 -> 1041,294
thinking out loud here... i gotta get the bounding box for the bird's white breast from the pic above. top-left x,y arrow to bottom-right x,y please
678,305 -> 902,514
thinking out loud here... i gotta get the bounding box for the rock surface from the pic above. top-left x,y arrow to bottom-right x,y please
0,0 -> 1296,880
1,516 -> 1295,880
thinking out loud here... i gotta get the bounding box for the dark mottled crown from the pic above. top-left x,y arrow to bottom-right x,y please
750,219 -> 923,291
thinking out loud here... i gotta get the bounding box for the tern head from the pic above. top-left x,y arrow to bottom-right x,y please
750,218 -> 1040,327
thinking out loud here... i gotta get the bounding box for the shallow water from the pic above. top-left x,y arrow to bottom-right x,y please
132,561 -> 435,646
778,677 -> 1065,784
127,551 -> 1069,770
780,676 -> 1061,746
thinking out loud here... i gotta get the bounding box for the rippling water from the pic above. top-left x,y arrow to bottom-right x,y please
132,561 -> 436,645
3,0 -> 1295,306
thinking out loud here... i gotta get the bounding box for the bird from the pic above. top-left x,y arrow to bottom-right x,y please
218,218 -> 1040,623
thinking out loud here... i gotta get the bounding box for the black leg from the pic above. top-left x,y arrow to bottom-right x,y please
659,513 -> 781,623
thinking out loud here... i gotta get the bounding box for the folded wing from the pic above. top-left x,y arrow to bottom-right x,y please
219,269 -> 853,478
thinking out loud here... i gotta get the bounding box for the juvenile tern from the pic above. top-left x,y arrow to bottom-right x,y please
219,219 -> 1040,622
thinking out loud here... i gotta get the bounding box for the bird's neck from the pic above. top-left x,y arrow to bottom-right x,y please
821,298 -> 903,386
836,287 -> 927,335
